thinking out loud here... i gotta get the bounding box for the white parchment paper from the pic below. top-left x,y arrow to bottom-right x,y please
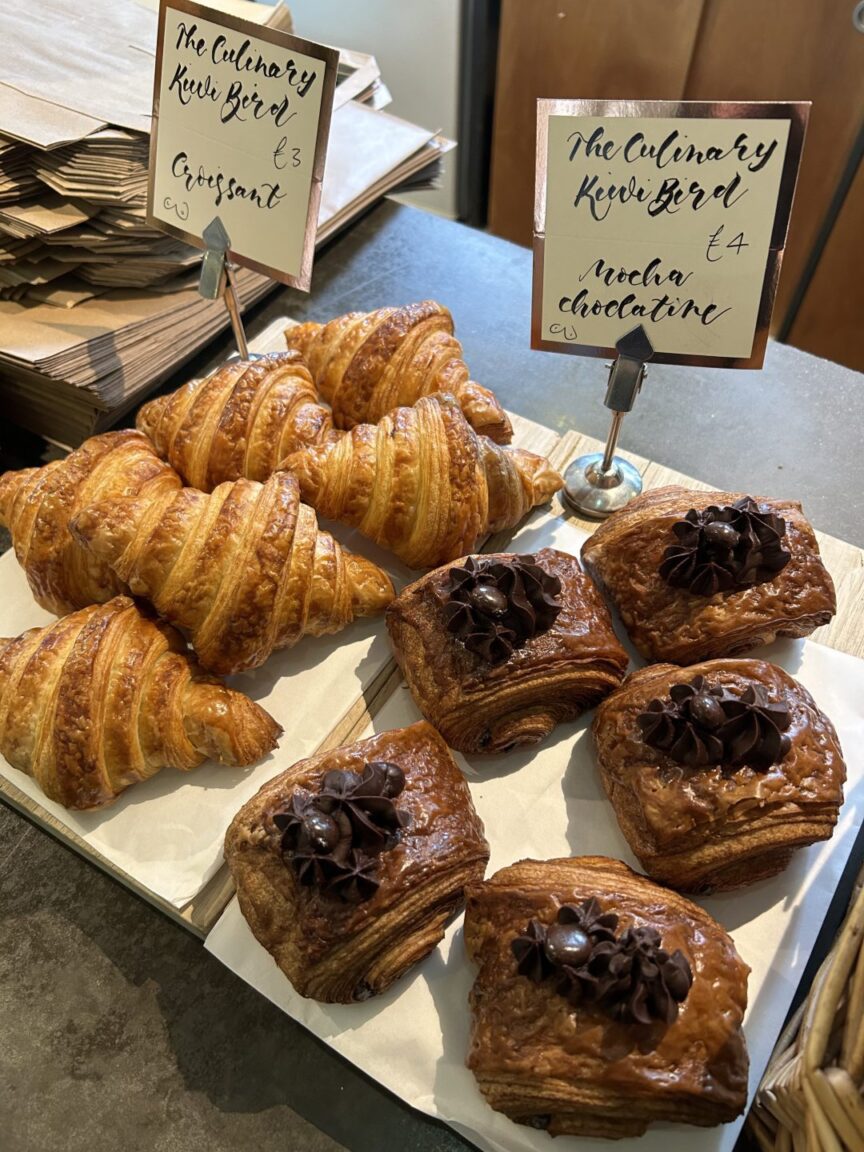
205,508 -> 864,1152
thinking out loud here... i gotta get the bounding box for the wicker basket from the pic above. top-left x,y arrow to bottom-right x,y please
747,865 -> 864,1151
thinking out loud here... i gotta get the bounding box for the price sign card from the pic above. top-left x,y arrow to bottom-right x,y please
533,100 -> 808,367
148,0 -> 338,290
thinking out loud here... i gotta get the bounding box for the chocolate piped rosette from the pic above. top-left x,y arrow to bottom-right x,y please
592,659 -> 846,892
224,720 -> 489,1003
464,856 -> 750,1139
581,485 -> 836,664
386,548 -> 628,754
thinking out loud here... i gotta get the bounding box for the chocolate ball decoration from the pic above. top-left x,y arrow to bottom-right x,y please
543,923 -> 592,968
366,761 -> 406,798
689,692 -> 726,730
302,809 -> 341,852
321,768 -> 361,794
468,582 -> 509,617
703,521 -> 740,550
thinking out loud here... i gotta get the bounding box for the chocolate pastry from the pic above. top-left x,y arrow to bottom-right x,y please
593,659 -> 846,892
225,720 -> 489,1002
581,486 -> 835,664
386,548 -> 629,754
464,856 -> 749,1139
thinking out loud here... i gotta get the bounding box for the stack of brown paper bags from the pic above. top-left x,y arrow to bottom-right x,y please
0,0 -> 454,446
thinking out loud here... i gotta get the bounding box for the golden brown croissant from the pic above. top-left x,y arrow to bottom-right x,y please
279,392 -> 562,569
0,430 -> 181,616
285,301 -> 513,443
136,351 -> 336,491
226,720 -> 489,1002
0,597 -> 281,809
70,472 -> 394,676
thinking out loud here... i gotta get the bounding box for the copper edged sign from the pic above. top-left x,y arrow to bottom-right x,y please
148,0 -> 338,291
532,100 -> 809,368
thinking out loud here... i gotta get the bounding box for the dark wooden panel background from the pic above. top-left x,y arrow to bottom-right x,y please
486,0 -> 864,371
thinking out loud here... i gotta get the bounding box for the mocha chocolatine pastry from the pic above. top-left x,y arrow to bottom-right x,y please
386,548 -> 629,754
464,856 -> 749,1139
593,659 -> 846,892
225,720 -> 489,1002
581,486 -> 836,664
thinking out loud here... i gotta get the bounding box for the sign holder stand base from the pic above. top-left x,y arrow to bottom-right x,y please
562,324 -> 653,519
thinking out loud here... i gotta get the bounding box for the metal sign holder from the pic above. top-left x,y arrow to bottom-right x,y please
562,325 -> 654,519
199,216 -> 252,361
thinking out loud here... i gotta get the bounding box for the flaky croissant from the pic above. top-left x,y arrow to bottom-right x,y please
0,597 -> 281,809
285,301 -> 513,443
0,430 -> 181,616
279,392 -> 562,569
70,472 -> 394,676
136,351 -> 336,491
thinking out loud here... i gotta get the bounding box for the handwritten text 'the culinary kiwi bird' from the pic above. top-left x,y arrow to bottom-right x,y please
566,126 -> 781,221
166,20 -> 319,128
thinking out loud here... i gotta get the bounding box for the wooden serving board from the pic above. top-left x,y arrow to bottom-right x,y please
1,315 -> 862,938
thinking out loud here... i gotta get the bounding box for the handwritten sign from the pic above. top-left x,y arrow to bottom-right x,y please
533,101 -> 808,367
148,0 -> 338,290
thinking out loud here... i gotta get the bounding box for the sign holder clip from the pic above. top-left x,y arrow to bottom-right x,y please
199,216 -> 252,361
562,324 -> 653,518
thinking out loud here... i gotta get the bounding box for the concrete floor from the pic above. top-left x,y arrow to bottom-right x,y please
0,799 -> 473,1151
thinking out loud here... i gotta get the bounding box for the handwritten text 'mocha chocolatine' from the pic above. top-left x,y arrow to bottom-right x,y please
167,21 -> 318,127
566,126 -> 781,221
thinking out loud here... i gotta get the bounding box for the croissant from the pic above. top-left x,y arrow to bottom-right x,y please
0,597 -> 281,809
279,392 -> 562,569
135,351 -> 336,491
70,472 -> 395,676
285,301 -> 513,443
0,430 -> 181,616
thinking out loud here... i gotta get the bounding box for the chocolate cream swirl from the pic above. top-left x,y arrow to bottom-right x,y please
439,555 -> 562,665
273,761 -> 411,903
638,674 -> 792,771
512,898 -> 692,1027
659,497 -> 791,596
